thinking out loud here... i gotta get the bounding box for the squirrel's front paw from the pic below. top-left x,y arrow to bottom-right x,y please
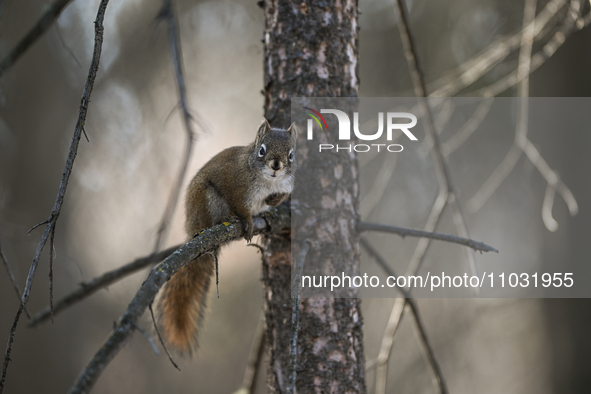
265,193 -> 288,207
243,218 -> 254,242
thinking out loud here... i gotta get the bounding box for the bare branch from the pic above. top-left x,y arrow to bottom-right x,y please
151,0 -> 201,253
472,0 -> 584,97
357,222 -> 498,253
214,249 -> 220,298
131,322 -> 160,356
0,0 -> 74,78
54,24 -> 83,69
466,143 -> 521,214
49,226 -> 56,323
542,183 -> 559,232
28,245 -> 179,328
440,98 -> 494,157
235,312 -> 266,394
394,0 -> 476,279
360,154 -> 398,219
522,137 -> 579,217
26,220 -> 49,234
360,238 -> 448,394
472,0 -> 539,211
418,99 -> 455,155
148,303 -> 180,371
405,302 -> 447,394
466,0 -> 579,231
0,1 -> 110,391
374,297 -> 405,393
0,238 -> 29,318
68,207 -> 290,394
0,305 -> 24,394
405,191 -> 448,280
429,0 -> 569,97
289,240 -> 311,394
235,249 -> 267,394
366,1 -> 494,391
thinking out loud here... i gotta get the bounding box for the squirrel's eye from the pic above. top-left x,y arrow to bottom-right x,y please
288,151 -> 294,162
258,144 -> 266,157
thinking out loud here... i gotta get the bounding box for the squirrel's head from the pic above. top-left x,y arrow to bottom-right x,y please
251,119 -> 297,180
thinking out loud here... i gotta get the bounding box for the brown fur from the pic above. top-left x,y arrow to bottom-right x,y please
156,120 -> 296,354
157,255 -> 213,353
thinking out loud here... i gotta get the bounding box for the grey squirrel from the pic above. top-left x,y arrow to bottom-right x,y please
156,119 -> 296,353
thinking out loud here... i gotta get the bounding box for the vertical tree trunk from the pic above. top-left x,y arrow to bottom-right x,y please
262,1 -> 365,392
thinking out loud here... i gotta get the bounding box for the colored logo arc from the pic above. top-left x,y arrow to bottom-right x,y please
303,107 -> 329,131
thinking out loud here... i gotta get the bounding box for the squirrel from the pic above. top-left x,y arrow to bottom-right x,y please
156,119 -> 297,354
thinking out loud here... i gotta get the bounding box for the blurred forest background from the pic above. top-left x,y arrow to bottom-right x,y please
1,0 -> 591,393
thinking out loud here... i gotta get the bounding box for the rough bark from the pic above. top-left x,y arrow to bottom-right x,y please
262,0 -> 365,393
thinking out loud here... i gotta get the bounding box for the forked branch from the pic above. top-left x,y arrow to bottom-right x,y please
0,0 -> 74,78
28,219 -> 498,330
152,0 -> 201,252
28,245 -> 180,328
1,1 -> 109,391
68,207 -> 290,394
361,238 -> 448,394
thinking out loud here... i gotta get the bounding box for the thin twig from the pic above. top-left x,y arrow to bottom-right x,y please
49,225 -> 56,323
235,312 -> 266,394
151,0 -> 199,253
0,305 -> 24,394
418,99 -> 455,155
467,0 -> 578,226
429,0 -> 568,97
149,303 -> 180,371
367,1 -> 481,392
68,207 -> 290,394
356,222 -> 498,253
440,98 -> 494,157
374,297 -> 405,393
466,144 -> 522,213
405,302 -> 447,394
360,238 -> 448,394
0,238 -> 30,318
0,0 -> 74,78
54,24 -> 83,69
246,243 -> 265,255
26,220 -> 49,234
466,1 -> 581,225
288,240 -> 311,394
131,322 -> 160,356
234,250 -> 268,394
214,249 -> 220,298
28,245 -> 179,328
360,153 -> 398,219
82,127 -> 90,143
404,191 -> 447,282
394,0 -> 476,277
368,1 -> 581,392
0,1 -> 109,391
471,0 -> 583,97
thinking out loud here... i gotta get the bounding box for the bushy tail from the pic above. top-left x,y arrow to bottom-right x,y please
156,254 -> 214,354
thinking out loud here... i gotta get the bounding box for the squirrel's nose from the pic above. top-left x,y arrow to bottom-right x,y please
270,160 -> 282,171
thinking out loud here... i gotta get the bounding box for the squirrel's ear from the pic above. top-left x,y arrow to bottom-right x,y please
259,118 -> 272,133
256,118 -> 271,144
286,122 -> 298,142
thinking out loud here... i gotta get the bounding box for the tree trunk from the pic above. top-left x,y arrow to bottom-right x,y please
262,1 -> 366,393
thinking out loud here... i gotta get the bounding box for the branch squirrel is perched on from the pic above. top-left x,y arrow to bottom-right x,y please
156,119 -> 296,353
